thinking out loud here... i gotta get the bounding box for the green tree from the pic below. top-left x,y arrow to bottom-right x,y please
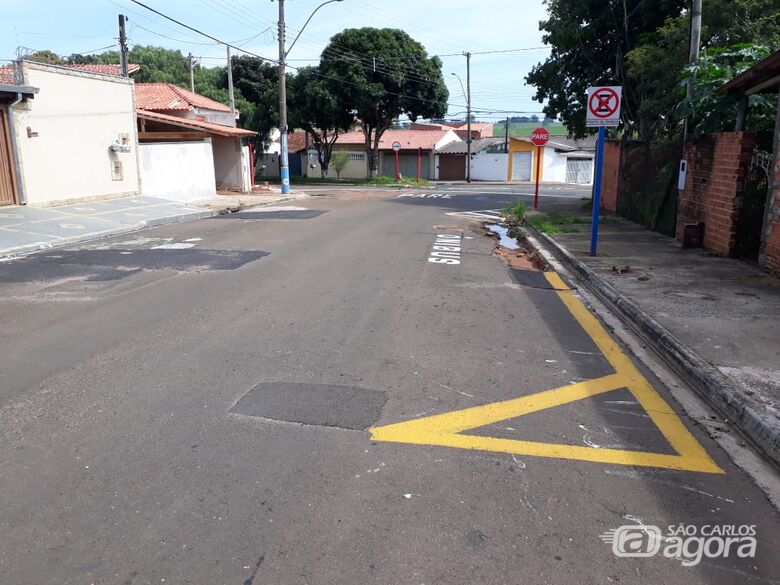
25,50 -> 64,65
330,150 -> 351,180
677,44 -> 774,136
320,28 -> 448,177
624,0 -> 780,139
526,0 -> 685,138
230,56 -> 280,154
127,45 -> 189,84
288,66 -> 354,177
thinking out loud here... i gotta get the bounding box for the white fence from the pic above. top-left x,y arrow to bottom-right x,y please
139,141 -> 216,203
471,153 -> 509,181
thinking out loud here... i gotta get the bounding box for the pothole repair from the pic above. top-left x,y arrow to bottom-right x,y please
231,383 -> 387,430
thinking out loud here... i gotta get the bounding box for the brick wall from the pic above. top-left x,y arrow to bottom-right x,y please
600,141 -> 621,212
676,132 -> 755,256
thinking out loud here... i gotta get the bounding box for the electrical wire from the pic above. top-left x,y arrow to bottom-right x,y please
126,0 -> 545,115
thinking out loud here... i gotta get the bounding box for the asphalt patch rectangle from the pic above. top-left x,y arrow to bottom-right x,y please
232,383 -> 387,430
215,210 -> 327,220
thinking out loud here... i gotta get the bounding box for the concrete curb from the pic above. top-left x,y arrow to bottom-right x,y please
525,223 -> 780,470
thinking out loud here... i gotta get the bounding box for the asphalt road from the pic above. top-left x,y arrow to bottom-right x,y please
1,185 -> 778,585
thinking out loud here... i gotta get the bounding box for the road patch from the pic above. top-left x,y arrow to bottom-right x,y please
213,209 -> 327,220
370,271 -> 722,473
232,383 -> 387,430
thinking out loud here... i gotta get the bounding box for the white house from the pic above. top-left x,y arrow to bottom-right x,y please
508,136 -> 596,184
134,83 -> 256,195
0,61 -> 140,207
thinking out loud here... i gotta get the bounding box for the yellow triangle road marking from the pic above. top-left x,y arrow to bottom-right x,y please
369,272 -> 723,474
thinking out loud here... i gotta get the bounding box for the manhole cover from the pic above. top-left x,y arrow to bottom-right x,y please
232,383 -> 387,430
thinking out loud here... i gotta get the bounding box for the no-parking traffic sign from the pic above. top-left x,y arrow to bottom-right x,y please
586,86 -> 622,127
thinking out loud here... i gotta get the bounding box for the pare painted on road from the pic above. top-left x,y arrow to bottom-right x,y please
397,193 -> 453,199
428,233 -> 462,265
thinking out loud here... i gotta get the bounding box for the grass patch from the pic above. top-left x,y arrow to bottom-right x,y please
361,176 -> 432,187
258,175 -> 432,187
258,176 -> 354,185
527,212 -> 585,234
501,201 -> 527,226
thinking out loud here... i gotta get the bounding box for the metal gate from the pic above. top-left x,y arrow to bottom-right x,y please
0,106 -> 17,206
565,158 -> 593,184
511,152 -> 532,181
736,149 -> 771,261
438,154 -> 465,180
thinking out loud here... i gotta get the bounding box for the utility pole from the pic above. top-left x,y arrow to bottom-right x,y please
465,51 -> 472,184
188,53 -> 195,92
504,116 -> 509,151
226,45 -> 236,120
118,14 -> 129,77
683,0 -> 702,139
277,0 -> 290,194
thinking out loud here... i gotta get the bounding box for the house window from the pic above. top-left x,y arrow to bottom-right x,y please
348,153 -> 365,162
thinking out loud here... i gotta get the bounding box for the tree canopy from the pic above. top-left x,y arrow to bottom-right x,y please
527,0 -> 779,140
526,0 -> 685,139
319,27 -> 449,176
288,66 -> 354,177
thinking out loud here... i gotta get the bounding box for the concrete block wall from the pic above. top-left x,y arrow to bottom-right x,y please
676,132 -> 755,256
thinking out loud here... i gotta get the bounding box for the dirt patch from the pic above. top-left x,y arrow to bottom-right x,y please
485,225 -> 549,271
492,246 -> 539,270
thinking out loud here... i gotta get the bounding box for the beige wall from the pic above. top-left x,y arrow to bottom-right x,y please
326,146 -> 369,179
13,62 -> 140,206
212,136 -> 245,191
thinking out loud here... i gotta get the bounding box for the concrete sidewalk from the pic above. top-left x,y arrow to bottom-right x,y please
0,193 -> 307,260
528,204 -> 780,467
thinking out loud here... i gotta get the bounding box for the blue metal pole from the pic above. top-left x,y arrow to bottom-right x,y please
590,126 -> 606,256
279,131 -> 291,195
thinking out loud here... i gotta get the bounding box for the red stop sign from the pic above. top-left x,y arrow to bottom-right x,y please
530,127 -> 550,146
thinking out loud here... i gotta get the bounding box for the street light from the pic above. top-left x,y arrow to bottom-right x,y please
451,60 -> 472,184
451,72 -> 467,103
275,0 -> 345,195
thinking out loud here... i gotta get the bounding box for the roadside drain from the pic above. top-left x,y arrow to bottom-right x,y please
231,383 -> 387,430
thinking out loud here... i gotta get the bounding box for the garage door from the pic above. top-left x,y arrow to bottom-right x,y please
0,107 -> 17,206
438,154 -> 466,180
566,158 -> 593,184
511,152 -> 532,182
382,154 -> 431,180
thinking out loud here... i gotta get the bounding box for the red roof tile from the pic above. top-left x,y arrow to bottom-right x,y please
0,65 -> 14,84
137,109 -> 256,137
64,63 -> 141,76
135,83 -> 232,112
286,132 -> 309,153
334,129 -> 456,151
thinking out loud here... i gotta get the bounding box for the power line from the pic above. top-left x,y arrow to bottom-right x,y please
437,47 -> 549,57
125,0 -> 530,115
132,23 -> 219,46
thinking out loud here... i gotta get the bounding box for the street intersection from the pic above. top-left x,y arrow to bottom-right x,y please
0,184 -> 777,585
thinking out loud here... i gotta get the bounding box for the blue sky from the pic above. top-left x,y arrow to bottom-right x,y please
1,0 -> 551,121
